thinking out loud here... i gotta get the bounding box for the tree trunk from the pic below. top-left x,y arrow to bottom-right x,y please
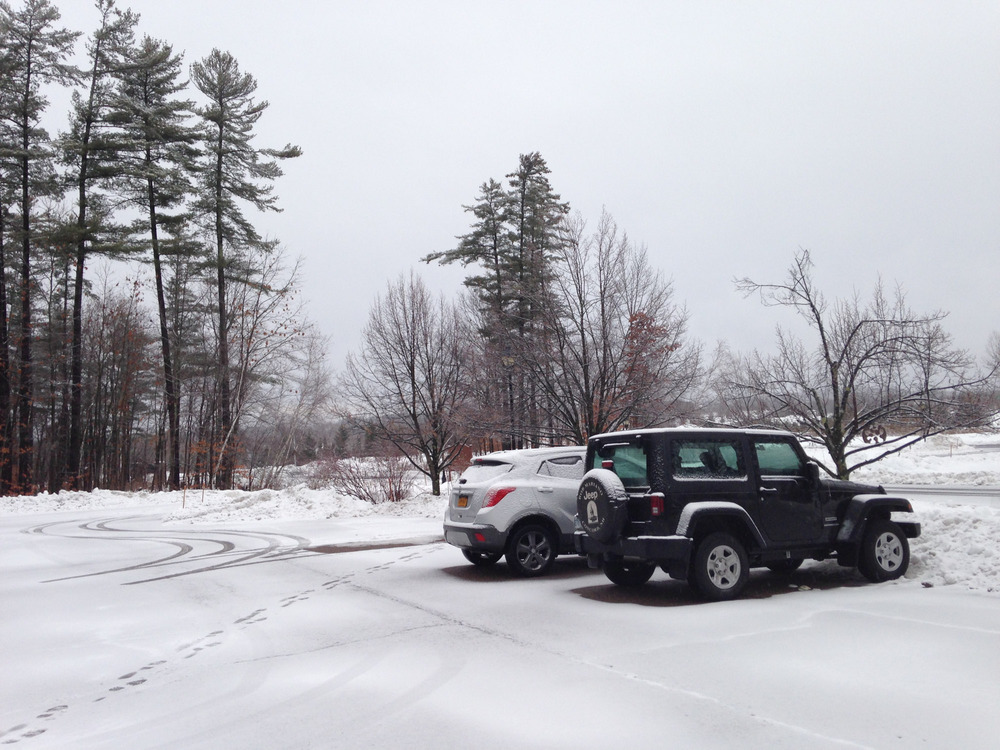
16,120 -> 34,493
0,212 -> 11,494
214,135 -> 233,489
147,175 -> 181,490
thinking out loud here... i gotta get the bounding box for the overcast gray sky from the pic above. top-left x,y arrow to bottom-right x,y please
58,0 -> 1000,366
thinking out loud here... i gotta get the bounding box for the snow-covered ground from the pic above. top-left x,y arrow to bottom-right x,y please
1,433 -> 998,748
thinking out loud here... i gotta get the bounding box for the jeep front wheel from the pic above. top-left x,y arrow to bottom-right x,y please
858,519 -> 909,582
603,558 -> 655,587
690,532 -> 749,601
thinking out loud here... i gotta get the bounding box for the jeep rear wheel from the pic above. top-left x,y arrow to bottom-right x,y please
603,558 -> 655,587
691,532 -> 749,601
858,519 -> 909,582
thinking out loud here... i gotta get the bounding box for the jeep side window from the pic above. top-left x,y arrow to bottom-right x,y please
754,440 -> 804,476
672,439 -> 746,480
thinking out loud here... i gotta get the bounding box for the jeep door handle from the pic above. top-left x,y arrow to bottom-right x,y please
759,487 -> 779,497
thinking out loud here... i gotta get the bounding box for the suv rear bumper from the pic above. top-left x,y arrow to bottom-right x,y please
574,531 -> 692,576
444,521 -> 507,553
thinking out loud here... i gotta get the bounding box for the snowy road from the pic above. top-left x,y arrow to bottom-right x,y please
2,502 -> 999,750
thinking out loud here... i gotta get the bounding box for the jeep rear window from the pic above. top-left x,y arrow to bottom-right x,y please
591,443 -> 648,488
672,439 -> 746,480
459,461 -> 512,484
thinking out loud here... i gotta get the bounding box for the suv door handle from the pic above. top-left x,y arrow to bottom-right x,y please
539,486 -> 553,493
759,487 -> 779,498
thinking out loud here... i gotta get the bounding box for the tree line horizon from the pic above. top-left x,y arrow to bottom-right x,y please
1,0 -> 996,499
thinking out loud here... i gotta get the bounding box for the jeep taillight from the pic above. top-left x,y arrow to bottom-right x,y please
649,492 -> 665,517
483,487 -> 516,508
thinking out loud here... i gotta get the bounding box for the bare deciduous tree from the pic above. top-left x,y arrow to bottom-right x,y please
341,273 -> 469,496
528,211 -> 702,442
716,249 -> 998,478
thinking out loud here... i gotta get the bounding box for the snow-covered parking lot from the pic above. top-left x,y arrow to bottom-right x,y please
2,434 -> 999,749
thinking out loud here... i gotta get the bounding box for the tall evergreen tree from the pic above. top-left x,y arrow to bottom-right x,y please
61,0 -> 136,489
115,34 -> 195,490
0,0 -> 79,491
425,152 -> 567,446
190,49 -> 300,488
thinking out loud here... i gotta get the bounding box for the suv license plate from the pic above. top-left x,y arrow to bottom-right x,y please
457,496 -> 469,508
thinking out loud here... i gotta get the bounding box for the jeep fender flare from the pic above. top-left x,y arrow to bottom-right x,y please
675,501 -> 767,549
836,495 -> 919,546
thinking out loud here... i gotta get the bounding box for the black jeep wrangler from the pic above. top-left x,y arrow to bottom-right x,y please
574,427 -> 920,601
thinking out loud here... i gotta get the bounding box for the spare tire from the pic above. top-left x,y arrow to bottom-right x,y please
577,468 -> 629,544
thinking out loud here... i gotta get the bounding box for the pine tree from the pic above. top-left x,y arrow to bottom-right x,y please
424,152 -> 568,446
0,0 -> 80,491
61,0 -> 136,489
115,34 -> 196,490
190,49 -> 300,488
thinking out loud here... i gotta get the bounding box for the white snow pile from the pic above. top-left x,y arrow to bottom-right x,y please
0,484 -> 447,522
908,502 -> 1000,592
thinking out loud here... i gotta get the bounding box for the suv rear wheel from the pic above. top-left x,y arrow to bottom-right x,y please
505,524 -> 556,577
690,532 -> 749,601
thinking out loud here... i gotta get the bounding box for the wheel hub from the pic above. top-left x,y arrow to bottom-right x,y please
875,533 -> 902,571
707,546 -> 739,589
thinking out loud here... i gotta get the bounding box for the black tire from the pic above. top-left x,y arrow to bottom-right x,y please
577,469 -> 629,544
690,532 -> 749,601
766,558 -> 804,574
505,524 -> 557,577
462,549 -> 502,567
858,519 -> 909,582
603,558 -> 655,587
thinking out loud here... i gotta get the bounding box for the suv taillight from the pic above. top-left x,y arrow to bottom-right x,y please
649,492 -> 665,517
483,487 -> 516,508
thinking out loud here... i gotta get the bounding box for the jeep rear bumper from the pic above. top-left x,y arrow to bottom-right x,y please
574,531 -> 692,578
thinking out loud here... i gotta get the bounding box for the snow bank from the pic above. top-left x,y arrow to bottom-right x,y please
0,484 -> 447,522
163,485 -> 446,524
909,501 -> 1000,593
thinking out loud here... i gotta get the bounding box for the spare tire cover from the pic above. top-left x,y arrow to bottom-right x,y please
577,468 -> 629,544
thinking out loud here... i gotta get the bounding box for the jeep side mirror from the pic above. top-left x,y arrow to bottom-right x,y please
806,462 -> 821,485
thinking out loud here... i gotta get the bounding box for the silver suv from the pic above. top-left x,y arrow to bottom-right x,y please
443,446 -> 586,576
